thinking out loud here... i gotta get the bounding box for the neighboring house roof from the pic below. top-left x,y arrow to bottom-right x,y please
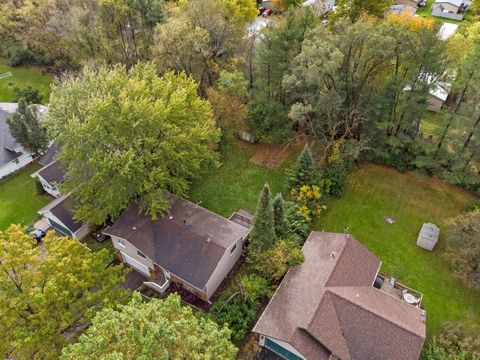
253,232 -> 426,360
38,160 -> 64,184
0,107 -> 22,167
434,0 -> 463,7
38,142 -> 61,167
103,194 -> 250,290
38,193 -> 84,234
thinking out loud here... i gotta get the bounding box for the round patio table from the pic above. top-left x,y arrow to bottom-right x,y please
403,292 -> 417,304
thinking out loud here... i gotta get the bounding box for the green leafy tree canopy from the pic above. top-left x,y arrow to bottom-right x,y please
0,225 -> 129,359
61,293 -> 238,359
7,98 -> 48,155
46,63 -> 220,224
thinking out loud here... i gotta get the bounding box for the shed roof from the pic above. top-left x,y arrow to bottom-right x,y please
253,232 -> 426,360
103,194 -> 250,290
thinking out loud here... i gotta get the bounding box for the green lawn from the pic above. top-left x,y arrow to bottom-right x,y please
190,142 -> 479,337
0,58 -> 54,103
0,163 -> 50,231
189,141 -> 295,218
315,163 -> 479,336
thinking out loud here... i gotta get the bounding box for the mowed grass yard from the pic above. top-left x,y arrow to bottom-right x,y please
189,142 -> 295,218
0,58 -> 53,103
315,162 -> 479,336
0,163 -> 50,231
190,142 -> 479,337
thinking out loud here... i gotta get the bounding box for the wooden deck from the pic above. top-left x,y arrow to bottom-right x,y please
378,274 -> 423,308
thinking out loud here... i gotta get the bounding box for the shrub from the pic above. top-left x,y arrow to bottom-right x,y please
8,47 -> 52,67
35,178 -> 46,195
290,184 -> 326,222
12,86 -> 43,105
321,165 -> 349,197
241,274 -> 271,304
254,239 -> 304,282
210,296 -> 256,342
437,322 -> 480,358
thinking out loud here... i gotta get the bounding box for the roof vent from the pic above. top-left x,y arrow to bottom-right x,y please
356,294 -> 360,298
330,251 -> 335,258
132,226 -> 137,231
206,234 -> 212,243
169,215 -> 173,220
421,310 -> 427,323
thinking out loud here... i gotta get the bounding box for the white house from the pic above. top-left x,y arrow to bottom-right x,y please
31,143 -> 63,197
0,103 -> 34,179
103,194 -> 252,302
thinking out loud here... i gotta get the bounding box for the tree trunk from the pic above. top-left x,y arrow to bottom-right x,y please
462,115 -> 480,151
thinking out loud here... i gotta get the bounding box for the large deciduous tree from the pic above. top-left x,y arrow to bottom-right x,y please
7,98 -> 48,155
248,6 -> 316,143
61,293 -> 237,359
0,225 -> 129,359
46,63 -> 219,224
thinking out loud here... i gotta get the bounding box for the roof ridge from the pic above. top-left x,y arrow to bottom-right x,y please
327,286 -> 424,338
323,234 -> 350,286
306,291 -> 352,360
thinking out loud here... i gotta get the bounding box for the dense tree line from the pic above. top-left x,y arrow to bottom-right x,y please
249,10 -> 480,195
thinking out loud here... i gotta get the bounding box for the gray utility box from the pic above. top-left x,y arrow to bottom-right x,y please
417,223 -> 440,251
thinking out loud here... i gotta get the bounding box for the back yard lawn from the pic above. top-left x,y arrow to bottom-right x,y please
189,141 -> 296,218
191,142 -> 479,337
0,163 -> 50,231
0,58 -> 54,103
315,163 -> 479,335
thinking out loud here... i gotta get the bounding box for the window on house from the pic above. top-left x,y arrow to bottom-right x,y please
117,239 -> 126,248
230,243 -> 237,255
137,250 -> 146,259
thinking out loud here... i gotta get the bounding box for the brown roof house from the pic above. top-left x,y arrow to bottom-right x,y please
103,194 -> 252,302
253,232 -> 426,360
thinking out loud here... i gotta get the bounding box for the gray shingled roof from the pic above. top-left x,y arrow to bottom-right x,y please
38,142 -> 61,166
253,232 -> 426,360
103,194 -> 250,290
38,194 -> 84,234
38,160 -> 64,184
0,109 -> 21,167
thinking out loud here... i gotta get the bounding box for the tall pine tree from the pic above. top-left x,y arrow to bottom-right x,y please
248,184 -> 276,263
272,193 -> 290,238
289,144 -> 316,189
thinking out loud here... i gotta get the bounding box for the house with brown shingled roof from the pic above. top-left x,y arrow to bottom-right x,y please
253,232 -> 426,360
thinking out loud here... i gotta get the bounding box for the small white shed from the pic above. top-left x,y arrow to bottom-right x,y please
417,223 -> 440,250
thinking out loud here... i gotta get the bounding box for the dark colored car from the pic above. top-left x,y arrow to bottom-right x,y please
258,6 -> 266,15
32,229 -> 46,243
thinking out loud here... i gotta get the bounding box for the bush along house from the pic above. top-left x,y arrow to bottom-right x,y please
103,194 -> 252,302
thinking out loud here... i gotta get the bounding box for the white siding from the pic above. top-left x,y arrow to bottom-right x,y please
73,223 -> 91,239
204,237 -> 244,299
0,153 -> 34,179
110,235 -> 155,270
37,175 -> 61,198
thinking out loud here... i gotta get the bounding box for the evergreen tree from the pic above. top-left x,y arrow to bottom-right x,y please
248,183 -> 276,261
289,144 -> 316,189
7,98 -> 48,156
272,193 -> 290,238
